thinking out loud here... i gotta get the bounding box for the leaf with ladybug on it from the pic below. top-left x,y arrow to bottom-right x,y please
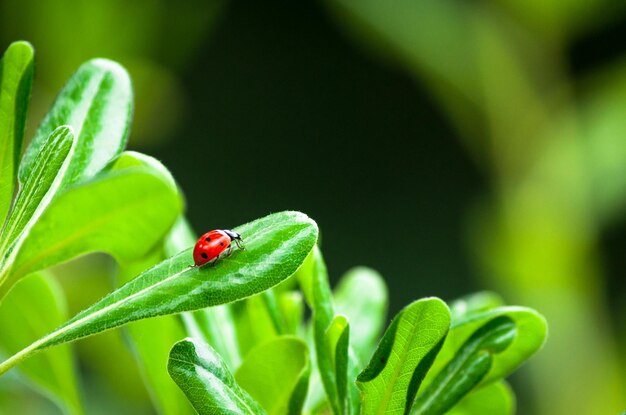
0,211 -> 318,377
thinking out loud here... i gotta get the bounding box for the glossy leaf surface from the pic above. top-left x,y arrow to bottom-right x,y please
299,247 -> 343,414
11,151 -> 182,278
357,298 -> 450,415
424,306 -> 547,389
0,126 -> 74,298
413,316 -> 516,415
235,336 -> 309,415
325,315 -> 349,414
168,337 -> 265,415
0,126 -> 73,249
19,58 -> 132,190
0,41 -> 33,223
0,211 -> 318,376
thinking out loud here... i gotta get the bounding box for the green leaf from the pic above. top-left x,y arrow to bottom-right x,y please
446,382 -> 515,415
357,297 -> 451,415
334,266 -> 388,362
19,58 -> 132,190
0,126 -> 74,298
424,306 -> 547,389
10,151 -> 183,279
0,272 -> 81,414
235,336 -> 310,415
325,315 -> 350,414
0,41 -> 33,224
119,250 -> 195,415
168,337 -> 265,415
299,247 -> 342,414
412,316 -> 516,415
0,211 -> 318,376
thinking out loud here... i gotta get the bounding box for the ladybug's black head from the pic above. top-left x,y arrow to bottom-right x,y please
223,229 -> 241,241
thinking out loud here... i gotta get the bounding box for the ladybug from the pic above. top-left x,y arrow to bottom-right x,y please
193,229 -> 245,266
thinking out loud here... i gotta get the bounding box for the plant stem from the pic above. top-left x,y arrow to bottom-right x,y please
0,336 -> 45,376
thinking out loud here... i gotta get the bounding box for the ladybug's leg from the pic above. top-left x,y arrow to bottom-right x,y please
225,246 -> 234,257
234,239 -> 245,250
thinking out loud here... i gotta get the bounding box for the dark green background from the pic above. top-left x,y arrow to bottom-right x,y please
152,0 -> 483,313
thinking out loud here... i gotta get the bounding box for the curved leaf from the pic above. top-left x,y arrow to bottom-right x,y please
19,58 -> 132,190
413,316 -> 516,415
0,41 -> 33,224
235,336 -> 310,415
0,272 -> 81,414
0,211 -> 318,376
168,337 -> 265,415
0,126 -> 74,298
334,266 -> 387,362
299,246 -> 343,414
424,306 -> 547,389
11,152 -> 183,278
325,315 -> 349,414
357,297 -> 450,415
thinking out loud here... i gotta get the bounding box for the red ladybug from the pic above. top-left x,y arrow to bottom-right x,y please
193,229 -> 245,266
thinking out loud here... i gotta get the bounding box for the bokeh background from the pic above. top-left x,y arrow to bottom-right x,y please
2,0 -> 626,414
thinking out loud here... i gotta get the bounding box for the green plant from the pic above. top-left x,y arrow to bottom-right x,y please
0,42 -> 547,414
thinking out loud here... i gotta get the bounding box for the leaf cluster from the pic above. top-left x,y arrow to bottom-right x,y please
0,42 -> 546,415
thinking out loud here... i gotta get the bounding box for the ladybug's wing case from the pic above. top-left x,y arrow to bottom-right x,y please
193,230 -> 231,265
201,230 -> 231,259
205,234 -> 230,259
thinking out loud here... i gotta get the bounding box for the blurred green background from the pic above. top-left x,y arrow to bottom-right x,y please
2,0 -> 626,414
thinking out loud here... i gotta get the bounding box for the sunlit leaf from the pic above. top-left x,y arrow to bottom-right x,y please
0,211 -> 318,376
357,298 -> 450,415
325,315 -> 349,414
11,152 -> 182,278
19,59 -> 132,190
424,306 -> 547,389
413,316 -> 516,415
0,126 -> 74,298
0,41 -> 33,224
168,337 -> 265,415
